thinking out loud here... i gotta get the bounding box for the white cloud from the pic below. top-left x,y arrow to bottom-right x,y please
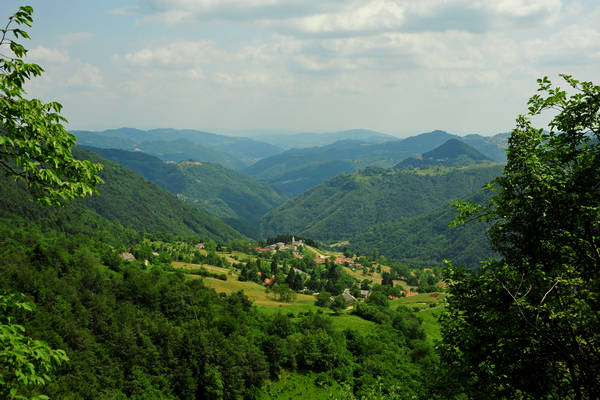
485,0 -> 561,18
66,62 -> 104,89
277,0 -> 405,35
58,32 -> 93,46
25,47 -> 104,92
119,40 -> 220,68
28,46 -> 69,64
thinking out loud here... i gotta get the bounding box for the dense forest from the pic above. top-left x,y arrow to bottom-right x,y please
0,176 -> 438,399
261,164 -> 503,268
2,5 -> 599,400
84,147 -> 288,237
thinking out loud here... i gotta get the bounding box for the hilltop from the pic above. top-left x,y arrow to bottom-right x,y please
394,139 -> 492,168
261,164 -> 504,268
245,130 -> 507,196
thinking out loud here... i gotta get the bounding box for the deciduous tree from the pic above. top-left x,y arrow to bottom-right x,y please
441,75 -> 600,399
0,6 -> 102,205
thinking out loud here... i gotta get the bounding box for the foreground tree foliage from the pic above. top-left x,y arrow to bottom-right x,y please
0,293 -> 69,400
0,6 -> 102,205
440,75 -> 600,399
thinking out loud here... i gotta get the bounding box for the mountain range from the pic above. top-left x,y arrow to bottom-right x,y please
260,163 -> 504,268
245,130 -> 507,196
82,147 -> 287,238
394,138 -> 492,169
65,128 -> 510,268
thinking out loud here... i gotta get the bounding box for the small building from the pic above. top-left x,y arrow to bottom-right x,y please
359,290 -> 371,298
120,252 -> 135,261
195,243 -> 205,250
342,288 -> 357,303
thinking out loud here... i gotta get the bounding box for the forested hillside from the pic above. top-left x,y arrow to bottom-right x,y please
351,190 -> 494,268
72,149 -> 243,241
245,131 -> 507,196
261,164 -> 504,268
0,161 -> 437,400
395,139 -> 491,169
85,147 -> 287,237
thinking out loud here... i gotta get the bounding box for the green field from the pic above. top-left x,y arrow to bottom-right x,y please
259,371 -> 350,400
173,260 -> 443,342
419,307 -> 443,344
392,292 -> 446,307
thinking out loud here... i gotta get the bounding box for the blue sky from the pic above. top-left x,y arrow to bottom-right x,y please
3,0 -> 600,137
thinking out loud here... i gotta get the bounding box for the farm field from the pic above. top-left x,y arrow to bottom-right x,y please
172,260 -> 444,341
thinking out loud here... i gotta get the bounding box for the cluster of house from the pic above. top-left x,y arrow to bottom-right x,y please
253,237 -> 305,258
314,255 -> 363,269
119,250 -> 159,266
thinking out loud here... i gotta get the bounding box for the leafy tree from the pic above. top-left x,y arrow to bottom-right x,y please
329,295 -> 346,314
0,6 -> 102,399
0,6 -> 102,205
441,75 -> 600,399
315,291 -> 332,308
0,292 -> 68,399
268,283 -> 296,303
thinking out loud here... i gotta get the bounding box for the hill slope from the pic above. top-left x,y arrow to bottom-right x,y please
351,190 -> 494,268
84,147 -> 287,237
261,164 -> 504,267
395,139 -> 491,168
245,131 -> 507,196
0,148 -> 244,241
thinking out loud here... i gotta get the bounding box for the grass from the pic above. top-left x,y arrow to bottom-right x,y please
173,260 -> 441,341
419,307 -> 443,344
392,292 -> 447,307
172,261 -> 232,275
197,276 -> 316,308
328,312 -> 378,332
260,371 -> 350,400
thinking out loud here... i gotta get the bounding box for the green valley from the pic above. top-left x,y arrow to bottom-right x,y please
86,147 -> 288,237
261,163 -> 503,268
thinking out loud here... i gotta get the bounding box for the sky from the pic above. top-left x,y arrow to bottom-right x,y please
3,0 -> 600,137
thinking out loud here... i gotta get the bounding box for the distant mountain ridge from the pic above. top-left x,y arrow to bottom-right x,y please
254,129 -> 398,149
72,127 -> 283,170
246,130 -> 507,196
74,127 -> 508,198
395,139 -> 492,168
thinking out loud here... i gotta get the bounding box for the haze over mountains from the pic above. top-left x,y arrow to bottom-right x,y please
70,127 -> 508,268
74,128 -> 507,197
